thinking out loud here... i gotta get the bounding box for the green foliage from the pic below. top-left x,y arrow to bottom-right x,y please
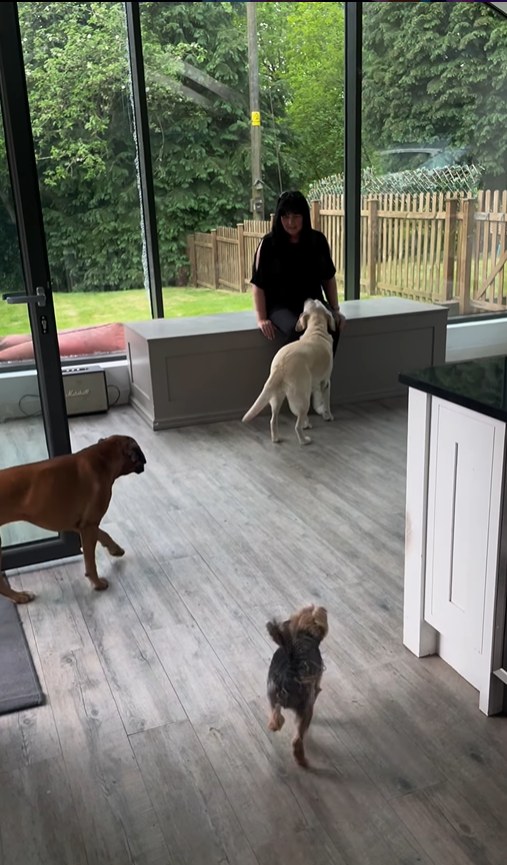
1,1 -> 504,300
256,2 -> 302,208
12,2 -> 144,293
283,3 -> 345,188
0,2 -> 280,293
0,186 -> 23,293
362,3 -> 507,186
257,2 -> 345,197
0,1 -> 347,295
140,0 -> 253,270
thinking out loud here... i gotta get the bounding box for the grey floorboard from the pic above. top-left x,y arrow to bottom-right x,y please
1,399 -> 507,865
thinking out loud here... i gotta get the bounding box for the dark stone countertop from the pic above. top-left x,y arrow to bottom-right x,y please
399,355 -> 507,423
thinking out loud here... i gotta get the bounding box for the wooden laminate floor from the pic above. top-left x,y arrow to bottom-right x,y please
1,400 -> 507,865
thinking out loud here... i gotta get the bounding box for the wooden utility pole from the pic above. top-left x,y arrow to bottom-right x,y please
246,2 -> 264,220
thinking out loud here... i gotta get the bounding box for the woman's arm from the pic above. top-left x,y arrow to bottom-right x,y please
252,284 -> 276,340
322,276 -> 339,311
322,276 -> 346,331
251,238 -> 276,340
318,232 -> 345,330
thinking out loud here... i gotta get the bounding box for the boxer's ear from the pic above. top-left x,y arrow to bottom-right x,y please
123,437 -> 146,471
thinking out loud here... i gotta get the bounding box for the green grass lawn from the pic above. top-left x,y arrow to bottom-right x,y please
1,287 -> 254,337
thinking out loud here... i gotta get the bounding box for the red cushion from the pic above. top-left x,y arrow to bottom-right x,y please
0,323 -> 126,362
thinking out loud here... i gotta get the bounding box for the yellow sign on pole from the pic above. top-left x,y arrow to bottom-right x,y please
251,111 -> 261,127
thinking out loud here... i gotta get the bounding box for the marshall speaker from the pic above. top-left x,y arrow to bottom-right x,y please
62,365 -> 109,417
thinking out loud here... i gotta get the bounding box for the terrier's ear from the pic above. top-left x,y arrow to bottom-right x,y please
313,606 -> 329,639
266,619 -> 287,647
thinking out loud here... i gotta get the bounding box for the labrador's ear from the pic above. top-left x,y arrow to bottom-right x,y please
295,312 -> 309,332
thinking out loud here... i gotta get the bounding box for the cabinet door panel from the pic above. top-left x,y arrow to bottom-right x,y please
425,399 -> 504,690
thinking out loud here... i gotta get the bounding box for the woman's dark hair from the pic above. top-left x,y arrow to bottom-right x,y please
272,190 -> 312,245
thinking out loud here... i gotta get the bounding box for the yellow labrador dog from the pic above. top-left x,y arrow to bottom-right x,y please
0,435 -> 146,604
242,298 -> 335,445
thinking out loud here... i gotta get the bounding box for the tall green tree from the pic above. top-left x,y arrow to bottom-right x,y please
362,2 -> 507,186
256,1 -> 300,210
0,1 -> 347,295
257,2 -> 344,199
283,2 -> 345,188
11,2 -> 144,293
256,2 -> 345,199
0,2 -> 281,292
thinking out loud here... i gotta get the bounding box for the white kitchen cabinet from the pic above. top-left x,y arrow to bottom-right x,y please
401,356 -> 507,716
425,398 -> 505,706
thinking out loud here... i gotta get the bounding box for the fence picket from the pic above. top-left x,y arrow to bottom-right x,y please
187,190 -> 507,314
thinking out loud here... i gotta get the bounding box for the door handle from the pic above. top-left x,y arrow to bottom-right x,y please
2,286 -> 46,307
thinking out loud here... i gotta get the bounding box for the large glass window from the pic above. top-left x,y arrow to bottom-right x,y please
0,2 -> 148,369
360,1 -> 507,319
140,1 -> 345,312
1,0 -> 347,363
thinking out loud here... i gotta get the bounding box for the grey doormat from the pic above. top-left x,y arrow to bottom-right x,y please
0,595 -> 44,715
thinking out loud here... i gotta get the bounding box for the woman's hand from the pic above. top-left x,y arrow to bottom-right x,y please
332,309 -> 346,332
258,318 -> 276,340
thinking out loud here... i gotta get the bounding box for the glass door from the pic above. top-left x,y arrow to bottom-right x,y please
0,3 -> 80,569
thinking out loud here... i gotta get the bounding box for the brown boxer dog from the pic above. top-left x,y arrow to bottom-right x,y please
0,435 -> 146,603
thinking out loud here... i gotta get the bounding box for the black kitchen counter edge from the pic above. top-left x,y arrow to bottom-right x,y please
399,354 -> 507,424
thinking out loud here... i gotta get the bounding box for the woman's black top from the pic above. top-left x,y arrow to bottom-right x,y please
251,230 -> 336,316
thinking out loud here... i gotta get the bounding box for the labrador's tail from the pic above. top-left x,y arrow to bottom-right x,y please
241,382 -> 273,422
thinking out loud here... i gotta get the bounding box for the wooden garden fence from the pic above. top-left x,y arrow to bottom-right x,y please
186,190 -> 507,315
